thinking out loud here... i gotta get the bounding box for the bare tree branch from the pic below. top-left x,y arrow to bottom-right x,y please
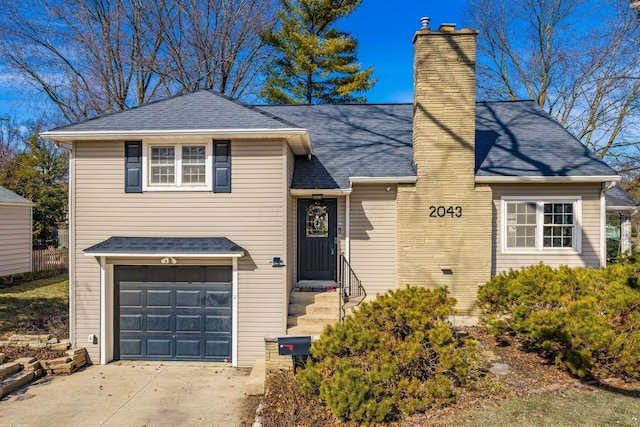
466,0 -> 640,163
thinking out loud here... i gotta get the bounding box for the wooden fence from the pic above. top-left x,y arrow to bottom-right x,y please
32,248 -> 69,273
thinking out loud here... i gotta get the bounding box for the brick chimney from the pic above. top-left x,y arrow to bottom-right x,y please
396,20 -> 492,317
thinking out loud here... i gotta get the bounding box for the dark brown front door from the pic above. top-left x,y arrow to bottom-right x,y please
297,198 -> 337,280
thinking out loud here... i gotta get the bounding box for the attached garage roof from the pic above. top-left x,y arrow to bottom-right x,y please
84,237 -> 246,257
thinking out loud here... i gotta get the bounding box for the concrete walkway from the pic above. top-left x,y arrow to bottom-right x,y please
0,362 -> 256,426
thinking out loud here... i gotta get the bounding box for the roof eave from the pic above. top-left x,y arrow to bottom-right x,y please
84,252 -> 245,258
475,175 -> 621,184
349,176 -> 418,184
290,188 -> 352,196
41,127 -> 313,156
0,201 -> 34,207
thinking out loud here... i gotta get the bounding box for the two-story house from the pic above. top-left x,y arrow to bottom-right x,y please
42,22 -> 621,367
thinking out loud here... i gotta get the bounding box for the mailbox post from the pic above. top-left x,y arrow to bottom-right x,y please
277,336 -> 312,372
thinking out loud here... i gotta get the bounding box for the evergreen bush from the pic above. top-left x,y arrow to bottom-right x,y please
478,263 -> 640,379
296,286 -> 478,424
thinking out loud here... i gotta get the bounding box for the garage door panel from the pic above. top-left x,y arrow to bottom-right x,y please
120,289 -> 143,307
176,315 -> 201,332
176,290 -> 202,308
176,339 -> 201,357
206,315 -> 231,333
147,314 -> 172,332
206,340 -> 231,358
147,339 -> 173,357
120,339 -> 143,357
147,290 -> 172,307
206,291 -> 231,308
120,314 -> 143,332
115,266 -> 232,362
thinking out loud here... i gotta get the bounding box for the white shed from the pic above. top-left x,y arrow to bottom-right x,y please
0,186 -> 33,277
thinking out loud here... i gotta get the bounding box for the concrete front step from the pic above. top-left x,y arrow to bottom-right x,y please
288,302 -> 339,316
286,324 -> 331,336
290,291 -> 340,304
287,313 -> 338,327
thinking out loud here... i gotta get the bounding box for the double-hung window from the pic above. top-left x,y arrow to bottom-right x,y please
145,143 -> 211,190
502,197 -> 581,253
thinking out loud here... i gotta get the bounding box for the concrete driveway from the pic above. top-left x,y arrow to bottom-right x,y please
0,362 -> 258,426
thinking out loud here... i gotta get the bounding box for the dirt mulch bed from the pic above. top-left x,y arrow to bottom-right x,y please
400,327 -> 579,425
0,346 -> 67,363
261,326 -> 600,426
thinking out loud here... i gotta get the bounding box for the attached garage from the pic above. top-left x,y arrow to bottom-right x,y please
84,236 -> 245,365
115,266 -> 232,361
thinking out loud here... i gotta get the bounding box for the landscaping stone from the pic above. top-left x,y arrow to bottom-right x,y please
4,334 -> 68,350
0,371 -> 34,398
0,347 -> 86,398
0,352 -> 5,363
490,363 -> 511,375
0,361 -> 20,378
14,357 -> 37,366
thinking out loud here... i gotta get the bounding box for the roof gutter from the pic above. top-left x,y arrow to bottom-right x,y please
290,188 -> 352,196
84,252 -> 245,258
475,175 -> 621,184
40,127 -> 309,139
349,176 -> 418,184
0,201 -> 34,207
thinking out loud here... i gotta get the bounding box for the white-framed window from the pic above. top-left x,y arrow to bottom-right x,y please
143,142 -> 212,190
501,196 -> 582,253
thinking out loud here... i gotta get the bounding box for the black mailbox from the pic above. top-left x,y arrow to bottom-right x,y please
277,336 -> 312,356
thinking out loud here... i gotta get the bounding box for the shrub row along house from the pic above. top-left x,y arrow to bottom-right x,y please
41,20 -> 632,367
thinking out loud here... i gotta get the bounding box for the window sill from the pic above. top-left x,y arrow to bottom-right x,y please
501,248 -> 581,256
143,186 -> 212,192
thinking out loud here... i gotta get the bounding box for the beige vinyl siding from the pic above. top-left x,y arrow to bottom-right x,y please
493,184 -> 602,274
0,205 -> 32,276
349,184 -> 396,297
286,147 -> 295,294
74,139 -> 288,367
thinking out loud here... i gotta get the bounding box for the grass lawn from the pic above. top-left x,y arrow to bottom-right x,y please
447,386 -> 640,427
0,274 -> 69,339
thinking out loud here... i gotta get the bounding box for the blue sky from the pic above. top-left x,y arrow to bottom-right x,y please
340,1 -> 468,103
0,1 -> 468,121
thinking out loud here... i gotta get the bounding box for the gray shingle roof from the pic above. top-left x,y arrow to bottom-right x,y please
0,186 -> 32,205
46,90 -> 618,190
606,186 -> 639,210
475,101 -> 617,178
48,90 -> 301,133
257,104 -> 415,189
84,237 -> 246,256
259,100 -> 617,189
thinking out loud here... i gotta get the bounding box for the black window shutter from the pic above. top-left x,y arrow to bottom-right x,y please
213,140 -> 231,193
124,141 -> 142,193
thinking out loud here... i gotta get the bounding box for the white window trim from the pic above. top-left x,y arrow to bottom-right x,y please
501,196 -> 582,255
142,141 -> 212,191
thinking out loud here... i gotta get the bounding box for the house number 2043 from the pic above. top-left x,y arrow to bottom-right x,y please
429,205 -> 462,218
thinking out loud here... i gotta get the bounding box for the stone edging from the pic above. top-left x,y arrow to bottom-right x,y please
0,348 -> 87,398
0,334 -> 70,351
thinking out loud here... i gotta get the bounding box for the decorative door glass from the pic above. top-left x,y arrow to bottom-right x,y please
306,202 -> 329,237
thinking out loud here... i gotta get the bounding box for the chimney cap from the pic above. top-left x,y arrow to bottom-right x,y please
420,17 -> 430,30
438,23 -> 456,32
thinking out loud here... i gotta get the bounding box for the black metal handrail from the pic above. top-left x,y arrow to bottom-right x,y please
338,252 -> 366,321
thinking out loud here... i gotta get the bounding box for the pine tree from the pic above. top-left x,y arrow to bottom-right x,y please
261,0 -> 375,104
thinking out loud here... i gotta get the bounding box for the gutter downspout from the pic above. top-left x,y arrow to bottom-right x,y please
601,181 -> 617,267
345,191 -> 350,263
55,141 -> 75,349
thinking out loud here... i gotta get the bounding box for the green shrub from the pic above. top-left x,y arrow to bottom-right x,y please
478,262 -> 640,379
296,286 -> 478,424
